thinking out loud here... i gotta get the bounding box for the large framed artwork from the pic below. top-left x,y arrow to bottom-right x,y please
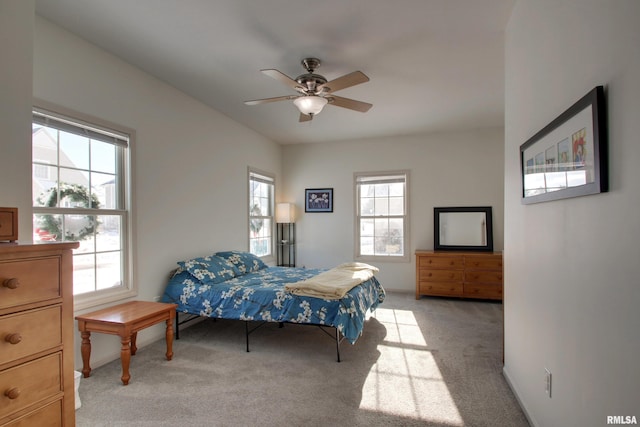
305,188 -> 333,212
520,86 -> 608,204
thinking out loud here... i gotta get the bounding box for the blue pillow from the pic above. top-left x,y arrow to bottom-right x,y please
215,251 -> 267,275
177,255 -> 237,284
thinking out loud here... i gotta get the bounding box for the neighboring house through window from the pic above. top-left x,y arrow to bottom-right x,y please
32,105 -> 134,308
355,171 -> 409,262
248,168 -> 274,261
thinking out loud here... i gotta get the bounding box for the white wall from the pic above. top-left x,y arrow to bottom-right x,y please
29,17 -> 282,369
282,129 -> 505,292
0,0 -> 34,239
504,1 -> 640,426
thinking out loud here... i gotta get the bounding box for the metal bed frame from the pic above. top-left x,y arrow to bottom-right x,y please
174,312 -> 347,362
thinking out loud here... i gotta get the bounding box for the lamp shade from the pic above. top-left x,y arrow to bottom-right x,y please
276,203 -> 295,223
293,96 -> 328,115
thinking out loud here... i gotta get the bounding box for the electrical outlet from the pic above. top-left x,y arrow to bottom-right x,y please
545,368 -> 552,398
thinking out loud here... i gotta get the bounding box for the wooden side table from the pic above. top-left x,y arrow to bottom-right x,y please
75,300 -> 178,385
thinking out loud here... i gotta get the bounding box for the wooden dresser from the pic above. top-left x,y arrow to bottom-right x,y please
415,250 -> 503,300
0,242 -> 78,426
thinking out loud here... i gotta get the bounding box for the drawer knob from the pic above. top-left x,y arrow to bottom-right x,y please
5,333 -> 22,345
2,278 -> 20,289
4,387 -> 20,400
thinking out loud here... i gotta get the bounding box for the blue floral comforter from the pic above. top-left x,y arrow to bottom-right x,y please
161,266 -> 385,344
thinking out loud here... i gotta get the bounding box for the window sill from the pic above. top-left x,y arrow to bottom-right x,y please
355,254 -> 410,263
73,287 -> 138,312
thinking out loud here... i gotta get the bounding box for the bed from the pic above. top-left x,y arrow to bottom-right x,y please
160,251 -> 385,361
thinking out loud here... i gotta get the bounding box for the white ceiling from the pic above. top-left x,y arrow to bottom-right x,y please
35,0 -> 514,145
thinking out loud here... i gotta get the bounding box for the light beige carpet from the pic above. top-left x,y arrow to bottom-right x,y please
75,292 -> 529,427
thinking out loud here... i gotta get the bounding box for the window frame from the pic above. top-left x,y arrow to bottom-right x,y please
354,170 -> 410,263
248,167 -> 275,264
32,100 -> 136,310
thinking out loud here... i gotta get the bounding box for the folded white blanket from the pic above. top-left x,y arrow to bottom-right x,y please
285,262 -> 379,300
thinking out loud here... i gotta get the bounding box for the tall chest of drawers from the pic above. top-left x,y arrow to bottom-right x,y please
0,242 -> 78,426
415,250 -> 503,300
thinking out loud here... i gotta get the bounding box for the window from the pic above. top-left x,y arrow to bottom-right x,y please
355,171 -> 409,261
248,169 -> 274,259
32,106 -> 134,306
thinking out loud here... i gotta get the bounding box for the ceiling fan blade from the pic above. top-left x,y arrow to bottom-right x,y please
328,95 -> 372,113
261,69 -> 303,91
318,71 -> 369,93
244,95 -> 297,105
299,112 -> 313,122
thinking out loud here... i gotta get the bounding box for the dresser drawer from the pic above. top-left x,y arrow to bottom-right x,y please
465,271 -> 503,284
2,399 -> 62,427
418,256 -> 463,269
0,353 -> 62,419
465,255 -> 503,270
463,283 -> 503,299
419,269 -> 463,282
419,281 -> 463,296
0,257 -> 61,310
0,306 -> 62,367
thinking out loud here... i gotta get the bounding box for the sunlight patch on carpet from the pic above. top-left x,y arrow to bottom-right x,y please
359,308 -> 464,425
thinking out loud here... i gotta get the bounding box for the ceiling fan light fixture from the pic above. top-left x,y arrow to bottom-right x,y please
293,95 -> 328,115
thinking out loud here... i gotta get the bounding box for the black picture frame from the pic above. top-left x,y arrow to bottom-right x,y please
520,86 -> 608,204
434,206 -> 493,252
305,188 -> 333,212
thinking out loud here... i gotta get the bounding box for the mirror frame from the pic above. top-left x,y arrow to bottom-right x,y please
434,206 -> 493,252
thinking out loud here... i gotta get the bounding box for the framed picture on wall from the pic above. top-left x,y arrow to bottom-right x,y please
305,188 -> 333,212
520,86 -> 608,204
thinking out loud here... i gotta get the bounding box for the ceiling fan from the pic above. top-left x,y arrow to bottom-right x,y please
245,58 -> 372,122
